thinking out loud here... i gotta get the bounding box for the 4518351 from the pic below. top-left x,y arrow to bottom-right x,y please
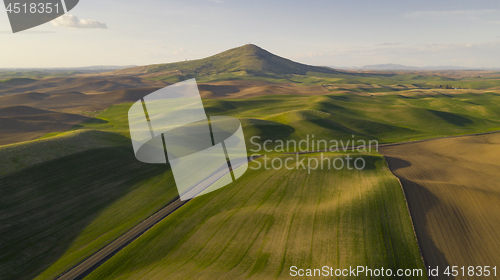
441,266 -> 497,277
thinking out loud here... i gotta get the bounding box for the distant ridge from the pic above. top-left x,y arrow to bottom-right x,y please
359,64 -> 419,70
337,63 -> 499,71
0,105 -> 52,117
147,44 -> 337,76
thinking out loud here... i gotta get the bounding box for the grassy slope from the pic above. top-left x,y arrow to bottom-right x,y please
0,130 -> 128,175
0,101 -> 186,280
145,45 -> 500,90
145,44 -> 500,90
66,92 -> 500,151
2,45 -> 499,280
0,77 -> 37,85
3,89 -> 500,279
0,72 -> 79,83
20,92 -> 496,171
0,109 -> 181,280
0,145 -> 179,280
85,154 -> 426,280
146,68 -> 460,88
147,44 -> 336,77
217,93 -> 500,143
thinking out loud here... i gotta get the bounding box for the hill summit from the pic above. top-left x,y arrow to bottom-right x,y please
147,44 -> 337,76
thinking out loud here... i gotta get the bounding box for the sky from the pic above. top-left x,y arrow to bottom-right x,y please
1,0 -> 500,68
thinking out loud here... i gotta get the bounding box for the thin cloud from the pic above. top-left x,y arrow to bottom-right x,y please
51,15 -> 108,29
376,42 -> 402,46
404,9 -> 498,19
292,41 -> 500,68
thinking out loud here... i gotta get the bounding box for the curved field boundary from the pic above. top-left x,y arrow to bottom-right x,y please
380,133 -> 500,280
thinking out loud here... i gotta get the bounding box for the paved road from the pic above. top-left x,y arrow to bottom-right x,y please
179,157 -> 248,200
56,198 -> 187,280
56,158 -> 250,280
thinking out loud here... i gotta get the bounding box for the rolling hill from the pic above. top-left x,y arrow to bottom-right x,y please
140,44 -> 499,89
0,106 -> 90,146
2,44 -> 500,280
6,89 -> 500,279
146,44 -> 338,76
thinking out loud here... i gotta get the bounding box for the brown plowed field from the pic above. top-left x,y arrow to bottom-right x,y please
380,133 -> 500,280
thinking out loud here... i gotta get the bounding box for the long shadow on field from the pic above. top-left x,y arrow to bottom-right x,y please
355,154 -> 379,170
427,109 -> 473,127
384,156 -> 454,280
198,84 -> 241,97
384,156 -> 411,171
0,145 -> 170,280
309,118 -> 372,138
